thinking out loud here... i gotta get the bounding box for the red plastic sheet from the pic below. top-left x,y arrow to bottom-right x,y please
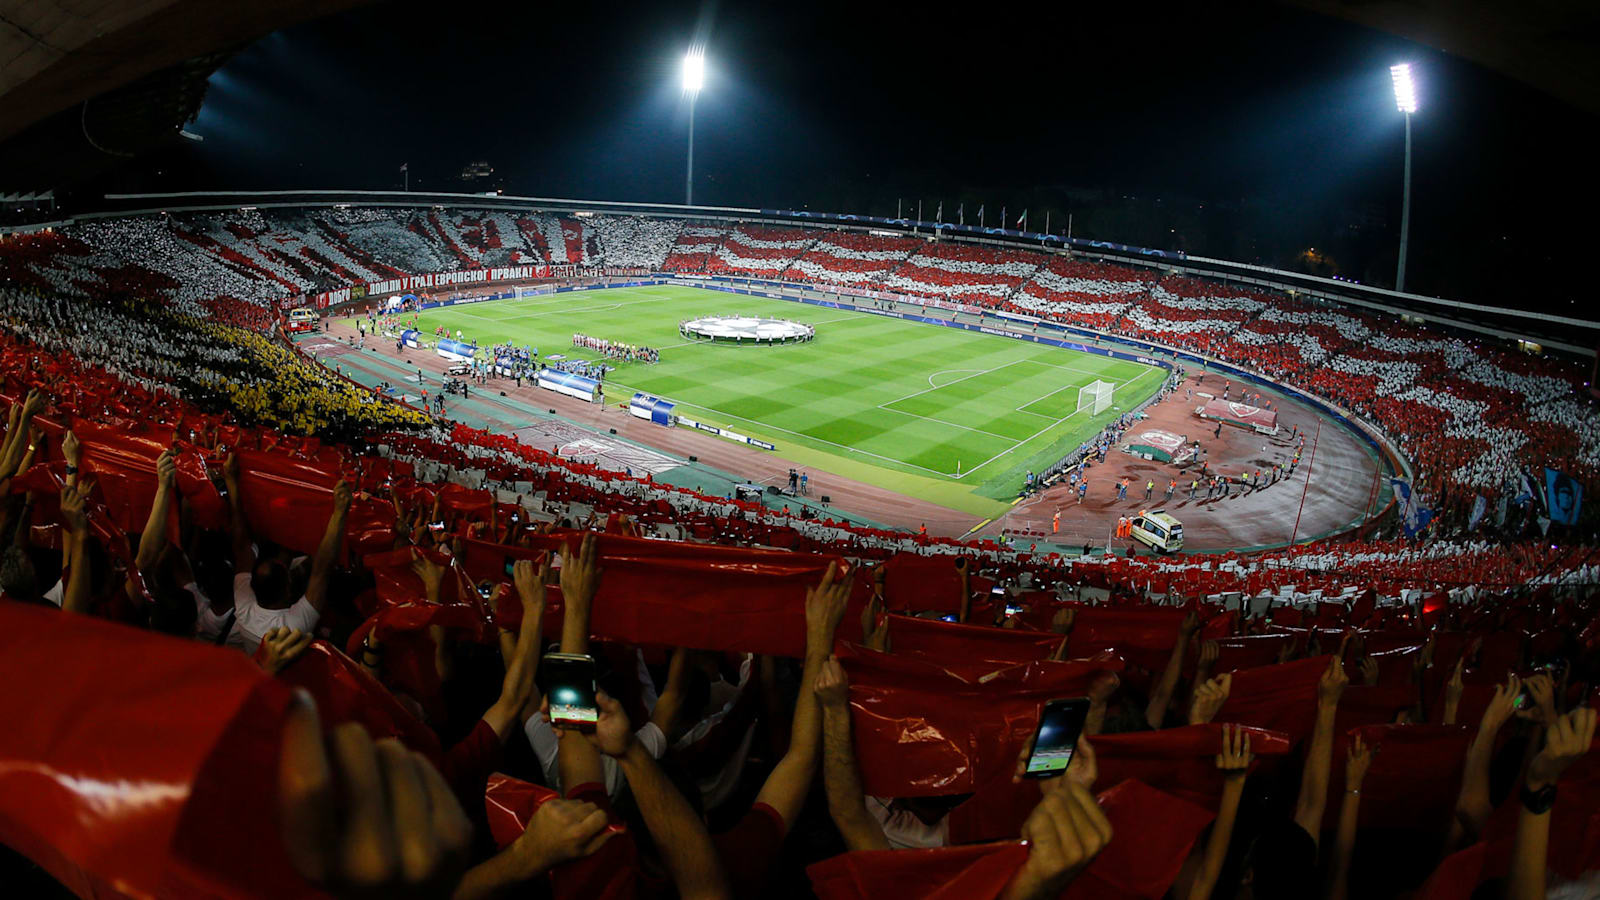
881,553 -> 966,613
810,779 -> 1215,900
0,603 -> 267,900
1214,655 -> 1331,745
839,645 -> 1123,796
1065,607 -> 1234,674
459,534 -> 846,657
1092,723 -> 1292,810
886,614 -> 1062,676
232,447 -> 394,556
272,641 -> 444,764
1328,725 -> 1470,831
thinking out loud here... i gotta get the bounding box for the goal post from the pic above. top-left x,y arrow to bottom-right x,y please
1077,379 -> 1114,416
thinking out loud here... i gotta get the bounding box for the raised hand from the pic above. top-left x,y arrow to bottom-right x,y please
1006,782 -> 1113,900
1012,729 -> 1098,794
1216,724 -> 1253,780
155,448 -> 178,490
583,691 -> 634,758
1318,655 -> 1350,707
512,797 -> 615,874
61,429 -> 82,468
559,533 -> 602,610
59,478 -> 94,533
1521,674 -> 1558,726
1196,639 -> 1220,671
511,555 -> 547,609
1359,655 -> 1380,687
277,692 -> 472,896
1346,733 -> 1374,786
332,479 -> 353,514
410,547 -> 447,595
1189,673 -> 1232,726
260,626 -> 313,675
1179,609 -> 1201,638
813,654 -> 850,708
1480,675 -> 1523,736
1051,606 -> 1076,636
1526,707 -> 1597,791
805,561 -> 850,642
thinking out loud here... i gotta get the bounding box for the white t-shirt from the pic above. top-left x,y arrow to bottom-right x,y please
525,717 -> 667,800
226,573 -> 318,654
867,796 -> 951,850
189,582 -> 233,644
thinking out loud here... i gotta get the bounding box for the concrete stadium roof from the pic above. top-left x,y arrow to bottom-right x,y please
0,0 -> 367,144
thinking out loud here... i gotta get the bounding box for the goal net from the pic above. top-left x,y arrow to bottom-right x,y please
1077,380 -> 1114,416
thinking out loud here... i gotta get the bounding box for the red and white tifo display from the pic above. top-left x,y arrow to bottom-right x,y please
679,314 -> 815,344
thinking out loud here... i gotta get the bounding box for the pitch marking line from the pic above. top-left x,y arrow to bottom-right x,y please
927,369 -> 987,388
951,364 -> 1163,480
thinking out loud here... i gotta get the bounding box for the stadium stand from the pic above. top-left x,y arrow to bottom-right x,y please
787,230 -> 920,285
0,203 -> 1598,900
878,241 -> 1041,306
5,205 -> 1598,512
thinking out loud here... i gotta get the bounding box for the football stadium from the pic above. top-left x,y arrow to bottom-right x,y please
0,3 -> 1597,900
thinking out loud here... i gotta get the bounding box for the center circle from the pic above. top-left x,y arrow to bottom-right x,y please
680,315 -> 814,344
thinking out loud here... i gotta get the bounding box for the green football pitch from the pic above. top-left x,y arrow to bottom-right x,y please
376,286 -> 1163,518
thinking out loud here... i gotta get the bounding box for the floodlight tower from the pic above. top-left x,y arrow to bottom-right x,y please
1390,63 -> 1418,293
683,49 -> 705,206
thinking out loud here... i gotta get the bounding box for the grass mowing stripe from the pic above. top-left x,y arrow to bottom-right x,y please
381,286 -> 1164,517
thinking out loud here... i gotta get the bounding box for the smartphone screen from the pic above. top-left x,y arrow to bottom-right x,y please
1005,604 -> 1024,617
504,556 -> 518,578
541,653 -> 598,731
1024,698 -> 1091,778
940,614 -> 958,623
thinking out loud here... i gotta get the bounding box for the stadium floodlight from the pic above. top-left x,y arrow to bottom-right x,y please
1390,63 -> 1417,292
682,50 -> 705,94
1390,63 -> 1417,113
682,48 -> 706,206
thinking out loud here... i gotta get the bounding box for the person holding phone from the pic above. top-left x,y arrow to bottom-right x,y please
543,534 -> 731,900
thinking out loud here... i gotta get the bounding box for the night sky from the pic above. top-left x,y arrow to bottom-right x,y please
113,0 -> 1599,313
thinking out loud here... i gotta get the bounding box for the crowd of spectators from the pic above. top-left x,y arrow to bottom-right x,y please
3,212 -> 1600,896
4,206 -> 1596,512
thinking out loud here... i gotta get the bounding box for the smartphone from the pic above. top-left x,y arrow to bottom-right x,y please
1024,698 -> 1091,778
1005,604 -> 1024,617
504,556 -> 518,578
940,614 -> 958,623
541,652 -> 599,731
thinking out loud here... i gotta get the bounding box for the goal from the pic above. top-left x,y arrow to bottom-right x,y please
1077,380 -> 1114,416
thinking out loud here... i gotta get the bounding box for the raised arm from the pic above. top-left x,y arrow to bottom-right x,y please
222,453 -> 256,576
954,557 -> 970,623
554,535 -> 605,796
815,655 -> 890,852
755,562 -> 849,829
481,556 -> 548,741
1147,610 -> 1200,729
0,391 -> 44,479
1326,733 -> 1372,900
592,691 -> 730,900
1444,675 -> 1521,851
649,646 -> 691,739
133,450 -> 177,572
1508,707 -> 1596,900
1183,725 -> 1252,900
305,480 -> 352,615
58,478 -> 96,615
1293,656 -> 1349,847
